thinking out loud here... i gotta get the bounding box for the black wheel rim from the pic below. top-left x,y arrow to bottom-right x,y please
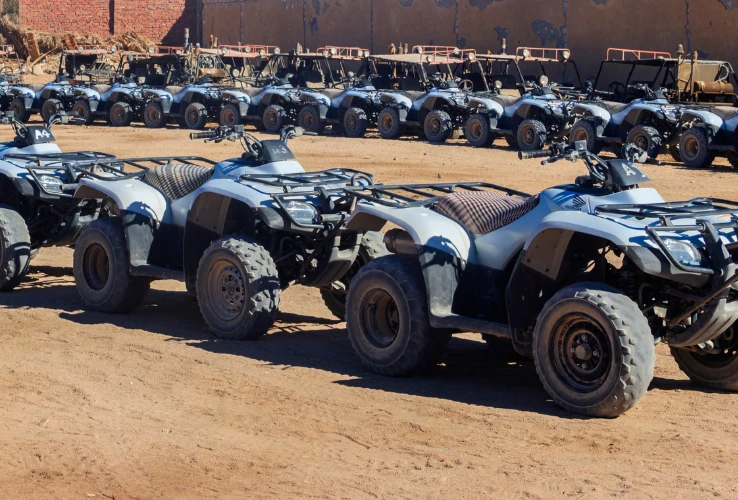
264,109 -> 277,128
683,135 -> 700,161
550,312 -> 612,392
146,106 -> 160,123
360,289 -> 400,348
187,107 -> 199,124
428,115 -> 441,135
74,104 -> 86,120
468,119 -> 482,140
223,108 -> 236,126
302,111 -> 314,129
113,107 -> 125,122
521,124 -> 536,147
207,259 -> 247,322
381,113 -> 393,132
689,327 -> 738,368
346,112 -> 357,131
632,132 -> 649,151
83,243 -> 110,291
573,128 -> 588,142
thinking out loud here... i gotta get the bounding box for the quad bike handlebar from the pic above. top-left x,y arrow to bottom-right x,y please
191,125 -> 305,161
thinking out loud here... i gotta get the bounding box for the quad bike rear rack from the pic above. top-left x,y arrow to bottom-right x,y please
597,198 -> 738,327
7,153 -> 216,197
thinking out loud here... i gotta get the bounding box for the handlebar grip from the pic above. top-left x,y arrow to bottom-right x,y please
518,149 -> 553,160
190,131 -> 217,140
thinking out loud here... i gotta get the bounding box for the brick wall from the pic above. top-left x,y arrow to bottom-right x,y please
18,0 -> 196,44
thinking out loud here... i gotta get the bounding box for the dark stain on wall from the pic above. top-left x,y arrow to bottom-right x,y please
493,26 -> 508,43
467,0 -> 501,11
532,19 -> 566,47
718,0 -> 738,9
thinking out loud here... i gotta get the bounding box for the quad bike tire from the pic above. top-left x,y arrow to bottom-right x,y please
143,101 -> 167,128
504,135 -> 519,149
320,231 -> 389,320
0,205 -> 31,291
109,102 -> 133,127
377,107 -> 403,139
670,326 -> 738,391
533,282 -> 654,418
516,118 -> 547,151
679,127 -> 715,168
569,119 -> 602,155
465,114 -> 495,148
73,218 -> 150,313
9,98 -> 31,122
219,103 -> 240,127
668,144 -> 682,163
728,151 -> 738,168
184,102 -> 208,130
298,104 -> 325,135
343,107 -> 368,138
262,104 -> 288,134
424,109 -> 453,143
626,124 -> 662,159
196,236 -> 281,340
41,98 -> 62,123
72,99 -> 95,125
346,255 -> 451,376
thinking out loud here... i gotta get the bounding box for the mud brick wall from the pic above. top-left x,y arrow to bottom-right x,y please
18,0 -> 197,45
201,0 -> 738,79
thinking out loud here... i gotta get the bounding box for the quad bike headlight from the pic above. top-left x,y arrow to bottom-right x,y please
38,175 -> 64,194
538,75 -> 549,87
663,238 -> 704,267
285,201 -> 319,224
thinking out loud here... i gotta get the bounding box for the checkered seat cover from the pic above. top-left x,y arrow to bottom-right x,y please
710,106 -> 738,122
142,163 -> 213,200
436,191 -> 539,235
593,101 -> 630,115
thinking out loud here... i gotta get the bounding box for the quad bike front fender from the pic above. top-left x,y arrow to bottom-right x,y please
144,89 -> 174,113
299,92 -> 330,118
345,204 -> 473,261
74,87 -> 100,100
467,96 -> 503,117
74,177 -> 170,224
680,109 -> 725,136
571,103 -> 610,133
379,92 -> 412,109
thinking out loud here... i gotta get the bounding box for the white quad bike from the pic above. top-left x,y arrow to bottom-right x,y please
0,112 -> 119,290
340,141 -> 738,417
71,125 -> 386,337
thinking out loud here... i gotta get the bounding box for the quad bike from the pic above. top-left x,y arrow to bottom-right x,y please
296,75 -> 381,138
676,105 -> 738,168
217,74 -> 300,133
569,84 -> 682,158
0,111 -> 116,290
142,83 -> 229,129
8,75 -> 78,123
71,76 -> 142,126
340,140 -> 738,417
71,125 -> 387,338
464,76 -> 575,150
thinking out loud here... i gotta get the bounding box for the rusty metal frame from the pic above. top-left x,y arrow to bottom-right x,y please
316,46 -> 369,60
516,47 -> 572,62
606,47 -> 673,61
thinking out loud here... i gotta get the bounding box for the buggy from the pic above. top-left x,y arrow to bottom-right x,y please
569,47 -> 738,159
339,141 -> 738,417
464,47 -> 581,150
142,45 -> 278,129
8,45 -> 121,123
70,125 -> 387,337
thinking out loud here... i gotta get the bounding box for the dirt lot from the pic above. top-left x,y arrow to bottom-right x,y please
1,121 -> 737,499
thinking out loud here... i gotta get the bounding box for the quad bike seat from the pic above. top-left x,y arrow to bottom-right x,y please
710,106 -> 738,122
142,163 -> 213,200
165,86 -> 185,96
93,84 -> 112,94
436,191 -> 539,235
489,94 -> 520,108
592,100 -> 630,115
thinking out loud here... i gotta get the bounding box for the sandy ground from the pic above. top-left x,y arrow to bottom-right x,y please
0,120 -> 737,499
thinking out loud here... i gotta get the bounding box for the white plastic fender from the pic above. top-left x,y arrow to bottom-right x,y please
75,176 -> 171,224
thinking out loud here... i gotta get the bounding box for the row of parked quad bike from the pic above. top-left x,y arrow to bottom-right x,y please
6,42 -> 738,168
1,111 -> 737,419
